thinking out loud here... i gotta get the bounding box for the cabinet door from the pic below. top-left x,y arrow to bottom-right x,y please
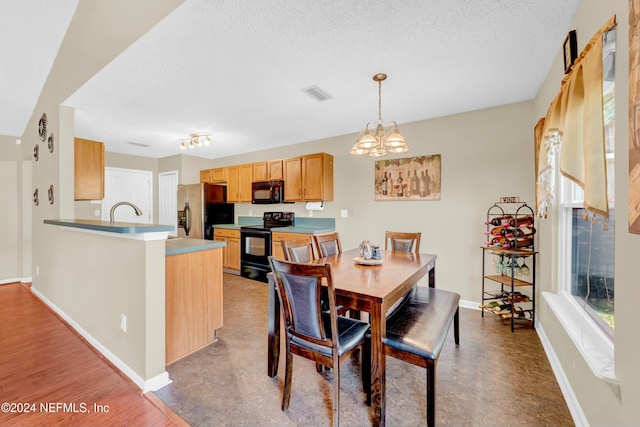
268,160 -> 283,180
226,166 -> 240,202
238,164 -> 253,202
302,153 -> 333,201
253,162 -> 268,182
211,168 -> 225,182
283,158 -> 302,201
227,237 -> 241,271
200,169 -> 212,183
74,138 -> 105,200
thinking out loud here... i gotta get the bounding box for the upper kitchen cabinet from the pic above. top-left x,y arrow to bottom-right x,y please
283,153 -> 334,202
200,168 -> 225,183
226,164 -> 253,203
253,160 -> 283,182
74,137 -> 104,200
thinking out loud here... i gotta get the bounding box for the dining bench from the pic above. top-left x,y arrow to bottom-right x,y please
364,285 -> 460,427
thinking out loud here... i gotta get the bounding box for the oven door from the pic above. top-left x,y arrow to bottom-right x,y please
240,228 -> 272,282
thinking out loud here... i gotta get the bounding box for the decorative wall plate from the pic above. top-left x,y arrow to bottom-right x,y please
38,113 -> 47,142
48,185 -> 55,204
33,189 -> 39,206
33,144 -> 39,161
48,133 -> 54,153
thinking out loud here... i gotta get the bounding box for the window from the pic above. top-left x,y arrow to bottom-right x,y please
559,29 -> 616,338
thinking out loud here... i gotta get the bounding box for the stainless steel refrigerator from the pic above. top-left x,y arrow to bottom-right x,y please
177,184 -> 234,239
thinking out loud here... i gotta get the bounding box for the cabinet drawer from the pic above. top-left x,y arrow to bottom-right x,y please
214,228 -> 240,238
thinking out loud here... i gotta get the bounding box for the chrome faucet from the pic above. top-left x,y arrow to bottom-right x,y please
109,202 -> 143,224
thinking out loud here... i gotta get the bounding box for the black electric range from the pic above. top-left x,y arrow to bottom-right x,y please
240,212 -> 294,282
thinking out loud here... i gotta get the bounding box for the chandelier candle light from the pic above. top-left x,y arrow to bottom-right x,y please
180,133 -> 211,150
351,73 -> 408,157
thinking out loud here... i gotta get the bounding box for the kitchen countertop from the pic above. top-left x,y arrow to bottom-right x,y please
45,219 -> 174,234
166,237 -> 227,256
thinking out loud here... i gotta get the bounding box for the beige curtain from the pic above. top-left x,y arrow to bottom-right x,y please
536,15 -> 617,219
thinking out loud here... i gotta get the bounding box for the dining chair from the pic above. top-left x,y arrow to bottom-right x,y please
314,232 -> 343,257
385,231 -> 421,253
362,286 -> 460,427
281,237 -> 319,262
267,256 -> 370,427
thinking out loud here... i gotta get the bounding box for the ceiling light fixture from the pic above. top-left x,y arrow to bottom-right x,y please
180,133 -> 211,150
350,73 -> 408,157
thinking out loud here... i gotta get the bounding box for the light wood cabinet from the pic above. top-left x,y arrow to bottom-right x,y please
200,168 -> 225,183
283,153 -> 334,202
214,228 -> 241,273
74,137 -> 104,200
253,160 -> 284,182
226,164 -> 253,202
165,247 -> 223,365
271,231 -> 316,261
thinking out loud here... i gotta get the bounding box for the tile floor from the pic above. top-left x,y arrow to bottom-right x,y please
155,274 -> 574,427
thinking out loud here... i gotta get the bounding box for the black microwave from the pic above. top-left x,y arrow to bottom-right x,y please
252,180 -> 284,204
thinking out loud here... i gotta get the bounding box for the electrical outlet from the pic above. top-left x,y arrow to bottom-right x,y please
94,209 -> 100,217
120,314 -> 127,333
36,266 -> 40,276
340,210 -> 348,218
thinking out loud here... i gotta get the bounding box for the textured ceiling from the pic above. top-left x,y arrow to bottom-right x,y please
2,0 -> 580,159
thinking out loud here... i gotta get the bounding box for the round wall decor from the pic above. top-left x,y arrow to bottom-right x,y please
33,189 -> 39,206
33,144 -> 39,161
48,185 -> 55,204
38,113 -> 47,142
48,133 -> 55,153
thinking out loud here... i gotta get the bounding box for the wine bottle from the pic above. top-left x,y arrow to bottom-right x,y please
410,170 -> 419,196
509,215 -> 534,227
486,226 -> 509,236
388,173 -> 394,196
382,172 -> 388,195
397,172 -> 404,197
502,237 -> 533,248
486,236 -> 508,246
419,171 -> 427,197
405,171 -> 412,197
513,225 -> 536,238
485,216 -> 513,226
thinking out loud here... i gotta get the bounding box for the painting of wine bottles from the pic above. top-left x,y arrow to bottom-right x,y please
374,155 -> 441,201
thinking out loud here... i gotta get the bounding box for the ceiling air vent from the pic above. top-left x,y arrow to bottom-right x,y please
127,141 -> 150,148
301,85 -> 332,102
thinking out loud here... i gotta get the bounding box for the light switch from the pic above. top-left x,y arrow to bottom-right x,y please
340,210 -> 348,218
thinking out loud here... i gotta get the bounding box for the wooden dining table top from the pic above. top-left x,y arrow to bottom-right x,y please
310,247 -> 437,310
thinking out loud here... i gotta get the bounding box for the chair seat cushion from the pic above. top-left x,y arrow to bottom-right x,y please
383,287 -> 460,361
292,315 -> 370,357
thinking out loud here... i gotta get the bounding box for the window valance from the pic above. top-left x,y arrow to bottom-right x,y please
536,15 -> 617,219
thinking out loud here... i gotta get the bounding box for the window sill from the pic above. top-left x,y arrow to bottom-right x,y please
542,291 -> 618,388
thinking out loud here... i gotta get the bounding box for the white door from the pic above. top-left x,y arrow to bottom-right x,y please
159,171 -> 178,236
102,167 -> 153,224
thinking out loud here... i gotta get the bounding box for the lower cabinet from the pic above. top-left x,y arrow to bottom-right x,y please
214,228 -> 241,274
271,231 -> 315,260
165,247 -> 223,365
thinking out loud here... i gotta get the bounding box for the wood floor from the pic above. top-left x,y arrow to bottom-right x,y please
0,282 -> 188,427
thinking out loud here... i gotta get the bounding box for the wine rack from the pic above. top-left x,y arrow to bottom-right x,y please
481,201 -> 537,332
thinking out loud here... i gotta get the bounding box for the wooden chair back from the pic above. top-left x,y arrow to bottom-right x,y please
281,237 -> 319,262
314,232 -> 342,257
385,231 -> 421,253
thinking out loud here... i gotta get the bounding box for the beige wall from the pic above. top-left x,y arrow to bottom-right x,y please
199,100 -> 535,301
534,0 -> 640,425
20,0 -> 184,386
0,136 -> 22,281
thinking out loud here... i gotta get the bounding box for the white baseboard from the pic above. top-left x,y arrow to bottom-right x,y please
460,298 -> 481,310
30,287 -> 172,393
534,321 -> 587,427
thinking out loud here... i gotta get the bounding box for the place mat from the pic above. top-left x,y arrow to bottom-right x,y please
353,256 -> 383,266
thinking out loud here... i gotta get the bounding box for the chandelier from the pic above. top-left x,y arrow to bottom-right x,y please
350,73 -> 408,157
180,133 -> 211,150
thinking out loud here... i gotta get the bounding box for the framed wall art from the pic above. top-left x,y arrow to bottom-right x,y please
374,154 -> 441,201
563,30 -> 577,74
630,0 -> 640,234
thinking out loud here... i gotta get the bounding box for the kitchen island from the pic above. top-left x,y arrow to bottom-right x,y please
165,238 -> 226,365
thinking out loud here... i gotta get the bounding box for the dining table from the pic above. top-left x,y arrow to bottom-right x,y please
267,247 -> 437,427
